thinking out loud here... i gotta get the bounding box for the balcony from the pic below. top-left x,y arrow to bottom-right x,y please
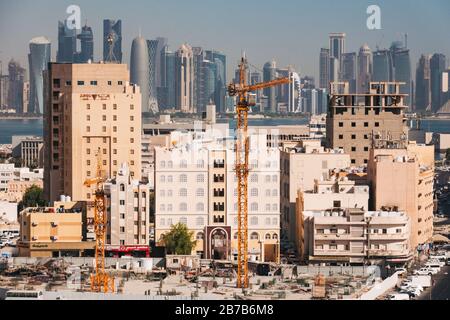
314,233 -> 364,241
368,233 -> 408,241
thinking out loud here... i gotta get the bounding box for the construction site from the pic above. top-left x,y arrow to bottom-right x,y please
0,255 -> 391,300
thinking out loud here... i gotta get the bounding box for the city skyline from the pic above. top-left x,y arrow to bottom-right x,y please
1,0 -> 450,83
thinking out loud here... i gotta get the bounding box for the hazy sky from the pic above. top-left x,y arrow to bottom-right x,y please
1,0 -> 450,82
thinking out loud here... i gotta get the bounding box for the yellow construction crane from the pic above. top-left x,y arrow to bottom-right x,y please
84,148 -> 115,293
228,56 -> 290,288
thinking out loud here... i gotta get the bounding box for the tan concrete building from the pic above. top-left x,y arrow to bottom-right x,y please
18,201 -> 94,257
367,141 -> 434,250
103,164 -> 150,248
326,82 -> 408,166
4,180 -> 43,202
280,140 -> 351,244
44,63 -> 142,203
296,177 -> 369,260
302,208 -> 412,265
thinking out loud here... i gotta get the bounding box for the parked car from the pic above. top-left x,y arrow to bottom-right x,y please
414,268 -> 435,276
399,288 -> 421,298
424,262 -> 442,273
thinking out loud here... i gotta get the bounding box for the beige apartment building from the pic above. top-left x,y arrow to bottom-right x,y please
18,201 -> 94,257
367,141 -> 434,250
296,177 -> 369,260
302,208 -> 412,265
326,82 -> 408,166
103,164 -> 150,248
44,63 -> 142,203
280,140 -> 350,244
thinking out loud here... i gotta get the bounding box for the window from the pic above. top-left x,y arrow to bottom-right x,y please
250,232 -> 259,240
364,122 -> 369,127
108,81 -> 112,86
179,174 -> 187,183
330,244 -> 337,250
120,227 -> 125,233
130,116 -> 134,121
364,147 -> 369,152
113,115 -> 117,121
196,217 -> 204,226
179,217 -> 187,225
265,233 -> 271,240
130,104 -> 134,110
167,175 -> 173,183
265,175 -> 271,183
375,122 -> 380,127
265,189 -> 271,197
160,161 -> 166,168
179,188 -> 187,197
159,204 -> 165,211
351,159 -> 356,164
102,104 -> 107,110
351,122 -> 356,127
272,189 -> 278,197
65,80 -> 72,86
167,204 -> 173,211
339,134 -> 343,139
113,104 -> 117,110
196,203 -> 204,212
250,188 -> 258,197
120,200 -> 125,205
250,203 -> 258,212
118,81 -> 123,85
180,160 -> 187,168
351,134 -> 356,140
159,190 -> 165,197
250,174 -> 258,183
90,81 -> 98,85
333,200 -> 341,208
250,217 -> 258,226
160,175 -> 165,183
339,122 -> 344,127
272,218 -> 278,225
197,160 -> 205,168
196,232 -> 204,240
265,204 -> 271,212
179,203 -> 187,211
351,147 -> 356,152
196,174 -> 204,183
168,161 -> 173,168
77,81 -> 85,86
196,188 -> 204,197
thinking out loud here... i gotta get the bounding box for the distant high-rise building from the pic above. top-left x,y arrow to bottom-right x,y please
28,36 -> 51,114
57,20 -> 77,63
415,54 -> 432,112
130,36 -> 151,113
7,60 -> 26,113
329,57 -> 339,83
391,41 -> 412,107
0,75 -> 9,109
250,72 -> 262,103
319,48 -> 330,89
430,53 -> 446,112
76,24 -> 94,63
205,50 -> 227,113
357,44 -> 372,94
175,44 -> 194,113
329,33 -> 346,63
152,37 -> 168,109
160,48 -> 176,109
192,47 -> 204,114
263,60 -> 277,113
341,52 -> 357,93
372,49 -> 393,82
146,39 -> 159,113
103,19 -> 122,63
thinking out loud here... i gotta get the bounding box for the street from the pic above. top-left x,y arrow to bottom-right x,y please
418,266 -> 450,300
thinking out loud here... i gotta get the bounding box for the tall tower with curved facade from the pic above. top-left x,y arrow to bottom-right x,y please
28,36 -> 51,114
130,36 -> 150,113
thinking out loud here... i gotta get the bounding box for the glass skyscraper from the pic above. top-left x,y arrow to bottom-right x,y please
57,20 -> 76,63
28,36 -> 51,114
372,49 -> 393,82
430,53 -> 446,112
76,25 -> 94,63
390,41 -> 412,106
103,19 -> 122,63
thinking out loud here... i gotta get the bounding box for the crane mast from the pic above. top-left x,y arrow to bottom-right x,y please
228,56 -> 290,289
84,148 -> 114,293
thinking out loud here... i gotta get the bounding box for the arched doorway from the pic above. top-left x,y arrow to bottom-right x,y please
205,226 -> 231,260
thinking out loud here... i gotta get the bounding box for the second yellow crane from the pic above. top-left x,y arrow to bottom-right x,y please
228,56 -> 290,288
84,148 -> 115,293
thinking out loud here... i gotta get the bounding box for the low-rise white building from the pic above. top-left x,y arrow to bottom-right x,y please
154,131 -> 281,262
